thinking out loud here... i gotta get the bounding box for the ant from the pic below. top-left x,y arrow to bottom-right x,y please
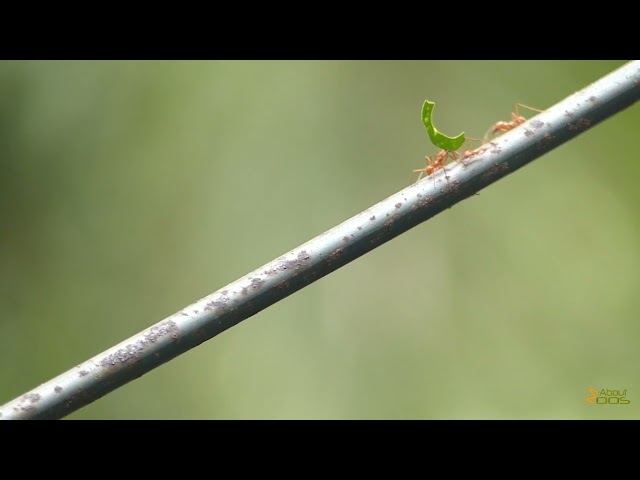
484,103 -> 543,140
412,149 -> 456,182
411,137 -> 483,185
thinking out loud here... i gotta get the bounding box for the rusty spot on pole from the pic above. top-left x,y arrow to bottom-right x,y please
98,320 -> 179,368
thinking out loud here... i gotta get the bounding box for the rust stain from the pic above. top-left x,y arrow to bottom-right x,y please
205,298 -> 223,310
205,295 -> 229,311
23,393 -> 41,403
417,195 -> 433,208
328,248 -> 344,264
18,393 -> 41,412
568,117 -> 592,132
98,320 -> 179,368
481,163 -> 509,182
298,251 -> 310,261
277,250 -> 312,272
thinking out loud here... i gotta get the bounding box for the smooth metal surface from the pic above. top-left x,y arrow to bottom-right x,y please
2,60 -> 639,420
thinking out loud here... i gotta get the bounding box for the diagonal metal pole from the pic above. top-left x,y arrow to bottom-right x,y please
2,61 -> 639,420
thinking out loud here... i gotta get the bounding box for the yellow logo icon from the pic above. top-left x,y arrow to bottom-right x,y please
585,388 -> 598,404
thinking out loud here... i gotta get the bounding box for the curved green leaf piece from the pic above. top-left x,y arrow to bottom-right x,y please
422,100 -> 465,151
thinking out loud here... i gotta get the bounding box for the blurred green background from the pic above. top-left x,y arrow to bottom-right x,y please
1,60 -> 638,419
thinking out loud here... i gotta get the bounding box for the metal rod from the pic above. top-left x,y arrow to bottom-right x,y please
2,60 -> 639,420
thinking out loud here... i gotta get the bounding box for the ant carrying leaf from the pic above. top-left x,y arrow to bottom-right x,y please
410,136 -> 483,186
421,100 -> 466,151
411,149 -> 456,183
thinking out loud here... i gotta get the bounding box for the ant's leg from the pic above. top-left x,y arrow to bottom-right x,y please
409,169 -> 425,185
483,126 -> 493,143
515,103 -> 544,116
429,165 -> 441,189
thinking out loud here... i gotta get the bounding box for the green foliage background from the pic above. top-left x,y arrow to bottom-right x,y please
1,60 -> 638,419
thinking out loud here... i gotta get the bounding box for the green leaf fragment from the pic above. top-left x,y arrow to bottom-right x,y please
421,100 -> 465,151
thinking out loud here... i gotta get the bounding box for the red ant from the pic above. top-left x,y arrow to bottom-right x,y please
411,137 -> 483,185
412,149 -> 456,182
484,103 -> 543,140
